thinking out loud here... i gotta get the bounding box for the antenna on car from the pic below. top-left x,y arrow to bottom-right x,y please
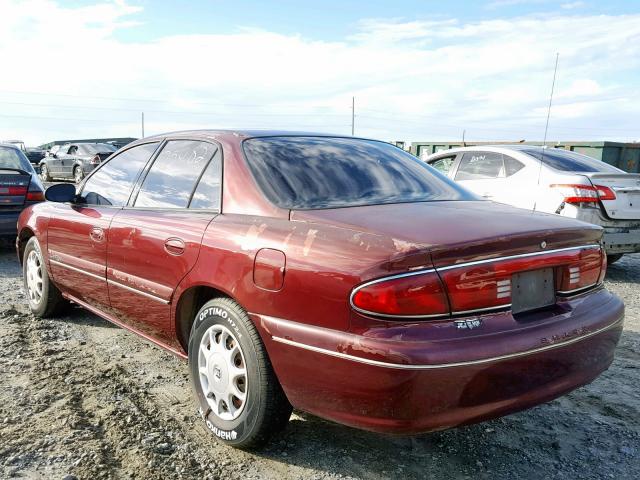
537,53 -> 560,188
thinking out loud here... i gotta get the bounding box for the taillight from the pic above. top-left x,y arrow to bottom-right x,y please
91,155 -> 101,165
26,190 -> 45,202
594,185 -> 616,201
0,186 -> 28,196
556,246 -> 602,293
550,184 -> 616,204
351,271 -> 449,317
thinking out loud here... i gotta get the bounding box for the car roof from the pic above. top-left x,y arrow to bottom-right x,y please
137,129 -> 380,143
0,142 -> 21,150
429,144 -> 555,155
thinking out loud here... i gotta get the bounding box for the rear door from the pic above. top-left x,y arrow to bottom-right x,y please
106,139 -> 221,342
47,142 -> 160,311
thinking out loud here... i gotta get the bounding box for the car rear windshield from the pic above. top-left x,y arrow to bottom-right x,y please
243,136 -> 475,209
80,144 -> 117,154
520,148 -> 623,173
0,147 -> 31,171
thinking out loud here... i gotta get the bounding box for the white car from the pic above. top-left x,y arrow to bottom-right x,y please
425,145 -> 640,263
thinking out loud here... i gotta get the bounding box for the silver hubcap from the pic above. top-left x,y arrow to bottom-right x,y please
74,169 -> 82,182
198,324 -> 247,421
41,166 -> 47,179
26,250 -> 44,305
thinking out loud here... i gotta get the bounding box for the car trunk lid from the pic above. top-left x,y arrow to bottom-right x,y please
0,169 -> 31,207
291,200 -> 602,268
584,173 -> 640,220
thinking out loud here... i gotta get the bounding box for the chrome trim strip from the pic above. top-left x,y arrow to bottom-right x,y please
271,316 -> 623,370
557,282 -> 601,296
49,259 -> 105,282
106,278 -> 170,304
436,244 -> 601,271
451,304 -> 511,315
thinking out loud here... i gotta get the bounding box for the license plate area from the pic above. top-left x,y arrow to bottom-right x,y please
511,268 -> 555,315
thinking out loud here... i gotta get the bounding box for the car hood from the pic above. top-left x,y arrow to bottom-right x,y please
290,200 -> 603,267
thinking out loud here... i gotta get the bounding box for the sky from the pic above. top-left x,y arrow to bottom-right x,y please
1,0 -> 639,146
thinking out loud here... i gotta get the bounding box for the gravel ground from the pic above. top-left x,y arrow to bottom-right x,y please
0,244 -> 638,480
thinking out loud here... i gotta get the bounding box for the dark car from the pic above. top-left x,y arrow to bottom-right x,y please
40,142 -> 117,183
17,131 -> 623,448
0,143 -> 45,239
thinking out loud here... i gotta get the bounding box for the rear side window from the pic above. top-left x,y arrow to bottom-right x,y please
429,156 -> 456,175
243,136 -> 474,209
520,148 -> 623,173
135,140 -> 216,209
455,152 -> 503,180
81,142 -> 159,206
189,149 -> 222,210
504,155 -> 525,176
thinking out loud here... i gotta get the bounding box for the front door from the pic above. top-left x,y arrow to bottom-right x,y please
48,141 -> 161,310
105,139 -> 221,343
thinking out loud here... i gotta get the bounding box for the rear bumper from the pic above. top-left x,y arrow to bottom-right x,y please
602,226 -> 640,254
0,210 -> 20,237
256,288 -> 624,434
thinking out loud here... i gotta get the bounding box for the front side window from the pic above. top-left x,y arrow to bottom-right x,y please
80,142 -> 159,206
429,156 -> 456,175
243,136 -> 474,210
135,140 -> 216,209
455,152 -> 503,181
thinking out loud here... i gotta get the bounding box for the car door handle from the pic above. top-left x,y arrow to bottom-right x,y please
164,237 -> 185,255
90,227 -> 105,243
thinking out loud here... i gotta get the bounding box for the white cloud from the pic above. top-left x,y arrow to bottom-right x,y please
561,1 -> 585,9
0,0 -> 639,145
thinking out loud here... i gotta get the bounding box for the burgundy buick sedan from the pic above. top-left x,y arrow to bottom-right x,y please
17,131 -> 623,448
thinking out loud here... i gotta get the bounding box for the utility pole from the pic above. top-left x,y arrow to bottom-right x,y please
141,112 -> 145,138
351,97 -> 355,136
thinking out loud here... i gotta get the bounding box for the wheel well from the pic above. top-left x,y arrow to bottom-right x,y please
175,285 -> 229,353
17,228 -> 35,265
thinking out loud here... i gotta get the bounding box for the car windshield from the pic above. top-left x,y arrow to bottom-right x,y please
0,147 -> 32,171
520,148 -> 624,173
80,144 -> 117,154
243,136 -> 476,209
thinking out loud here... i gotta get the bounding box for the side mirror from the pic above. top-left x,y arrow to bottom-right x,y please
45,183 -> 77,203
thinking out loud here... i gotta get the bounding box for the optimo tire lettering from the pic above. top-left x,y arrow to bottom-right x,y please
199,307 -> 243,340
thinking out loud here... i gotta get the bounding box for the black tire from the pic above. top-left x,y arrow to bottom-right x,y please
40,164 -> 51,182
22,237 -> 67,317
607,254 -> 623,265
188,297 -> 292,449
73,166 -> 84,183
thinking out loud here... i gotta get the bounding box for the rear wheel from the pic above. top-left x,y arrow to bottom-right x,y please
40,164 -> 51,182
73,166 -> 84,183
607,254 -> 623,265
188,297 -> 292,449
23,237 -> 67,317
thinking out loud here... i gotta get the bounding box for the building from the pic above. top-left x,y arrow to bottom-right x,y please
410,141 -> 640,173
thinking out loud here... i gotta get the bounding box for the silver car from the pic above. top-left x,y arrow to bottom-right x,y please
425,145 -> 640,263
40,143 -> 117,183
